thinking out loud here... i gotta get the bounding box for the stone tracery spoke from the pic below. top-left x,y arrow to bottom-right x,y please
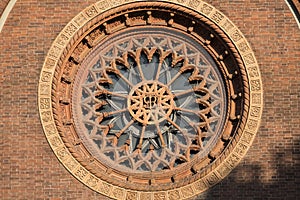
165,117 -> 189,140
166,70 -> 183,87
105,66 -> 134,88
113,119 -> 135,146
154,122 -> 167,148
106,108 -> 128,116
96,86 -> 128,99
133,50 -> 146,81
136,125 -> 146,151
174,107 -> 209,123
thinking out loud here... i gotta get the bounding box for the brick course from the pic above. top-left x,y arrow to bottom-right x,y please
0,0 -> 10,15
0,0 -> 299,199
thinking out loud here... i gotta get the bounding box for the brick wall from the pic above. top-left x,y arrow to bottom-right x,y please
0,0 -> 10,15
292,0 -> 300,13
0,0 -> 299,199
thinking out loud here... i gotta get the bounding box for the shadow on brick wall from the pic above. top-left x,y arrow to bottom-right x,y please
199,138 -> 300,200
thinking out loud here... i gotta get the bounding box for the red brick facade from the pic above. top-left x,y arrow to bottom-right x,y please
1,0 -> 299,199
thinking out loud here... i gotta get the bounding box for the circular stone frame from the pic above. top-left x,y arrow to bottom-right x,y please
38,0 -> 263,199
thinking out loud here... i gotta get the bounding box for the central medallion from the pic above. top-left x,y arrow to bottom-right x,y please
128,81 -> 174,125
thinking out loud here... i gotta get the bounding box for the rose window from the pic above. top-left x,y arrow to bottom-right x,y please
72,30 -> 227,172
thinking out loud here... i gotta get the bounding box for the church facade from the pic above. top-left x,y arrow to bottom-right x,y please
1,0 -> 299,199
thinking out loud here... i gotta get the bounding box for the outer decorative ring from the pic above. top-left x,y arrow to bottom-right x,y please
38,0 -> 263,199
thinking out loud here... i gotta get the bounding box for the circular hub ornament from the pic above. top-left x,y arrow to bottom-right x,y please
128,81 -> 174,125
39,1 -> 263,199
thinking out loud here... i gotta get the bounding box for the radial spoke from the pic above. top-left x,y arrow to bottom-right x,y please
107,108 -> 128,116
174,107 -> 198,115
174,107 -> 207,121
155,61 -> 164,81
137,125 -> 146,150
166,117 -> 187,137
179,114 -> 199,131
115,119 -> 135,139
108,91 -> 128,98
173,88 -> 194,97
136,62 -> 145,81
166,71 -> 182,87
117,73 -> 135,88
155,122 -> 166,147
